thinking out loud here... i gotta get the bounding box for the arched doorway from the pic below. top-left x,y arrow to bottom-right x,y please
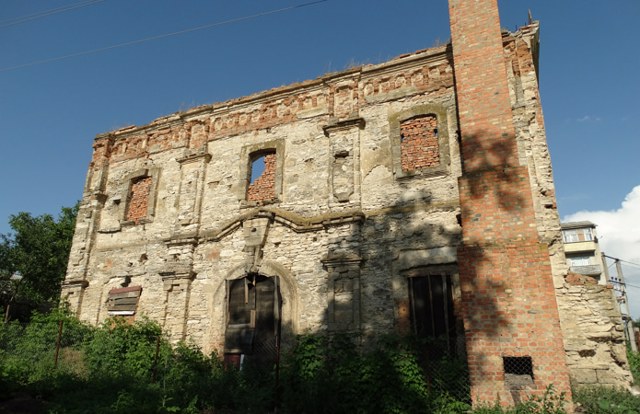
224,273 -> 281,368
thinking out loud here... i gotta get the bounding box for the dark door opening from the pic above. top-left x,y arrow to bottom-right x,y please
409,273 -> 456,358
224,274 -> 281,368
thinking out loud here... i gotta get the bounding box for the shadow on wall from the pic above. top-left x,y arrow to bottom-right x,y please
313,129 -> 530,399
224,129 -> 544,407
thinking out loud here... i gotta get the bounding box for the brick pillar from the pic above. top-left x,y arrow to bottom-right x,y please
449,0 -> 572,407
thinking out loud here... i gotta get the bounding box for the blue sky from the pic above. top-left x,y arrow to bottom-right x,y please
1,1 -> 639,312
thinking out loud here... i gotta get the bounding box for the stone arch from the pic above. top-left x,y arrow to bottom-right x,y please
211,259 -> 299,354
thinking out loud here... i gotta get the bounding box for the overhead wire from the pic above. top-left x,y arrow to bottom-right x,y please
0,0 -> 328,73
603,254 -> 640,270
0,0 -> 106,29
619,258 -> 640,269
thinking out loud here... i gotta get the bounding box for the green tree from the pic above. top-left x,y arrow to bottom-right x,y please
0,204 -> 78,321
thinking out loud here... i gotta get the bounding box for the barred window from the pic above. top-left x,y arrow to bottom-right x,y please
409,273 -> 456,356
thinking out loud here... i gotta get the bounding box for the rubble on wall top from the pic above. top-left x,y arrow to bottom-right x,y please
94,22 -> 539,142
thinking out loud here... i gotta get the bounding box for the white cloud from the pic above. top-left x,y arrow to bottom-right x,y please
575,115 -> 602,123
563,185 -> 640,318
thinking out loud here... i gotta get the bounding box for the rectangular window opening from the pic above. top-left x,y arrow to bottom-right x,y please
399,114 -> 440,172
125,175 -> 152,224
246,150 -> 277,202
503,356 -> 534,388
409,273 -> 456,357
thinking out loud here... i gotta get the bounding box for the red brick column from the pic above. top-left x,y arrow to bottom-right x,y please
449,0 -> 572,407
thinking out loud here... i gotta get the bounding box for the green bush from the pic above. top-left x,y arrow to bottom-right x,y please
0,308 -> 91,389
627,348 -> 640,384
573,387 -> 640,414
83,316 -> 167,381
14,311 -> 636,414
279,333 -> 470,414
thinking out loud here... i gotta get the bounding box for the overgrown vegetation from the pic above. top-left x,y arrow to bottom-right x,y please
627,347 -> 640,384
2,311 -> 639,413
573,387 -> 640,414
1,312 -> 470,413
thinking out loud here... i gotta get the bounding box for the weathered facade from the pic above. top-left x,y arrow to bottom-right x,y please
62,0 -> 631,407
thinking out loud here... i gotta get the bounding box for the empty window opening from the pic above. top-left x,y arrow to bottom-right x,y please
409,274 -> 456,357
246,151 -> 276,202
125,175 -> 152,224
503,356 -> 534,388
224,274 -> 281,368
400,114 -> 440,172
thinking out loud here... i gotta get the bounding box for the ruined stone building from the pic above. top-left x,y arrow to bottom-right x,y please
62,0 -> 632,406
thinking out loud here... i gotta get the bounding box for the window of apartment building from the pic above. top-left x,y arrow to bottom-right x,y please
568,255 -> 592,266
389,104 -> 450,179
107,286 -> 142,322
408,272 -> 456,356
562,228 -> 593,243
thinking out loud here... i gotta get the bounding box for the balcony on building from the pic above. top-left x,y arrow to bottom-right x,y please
561,221 -> 605,284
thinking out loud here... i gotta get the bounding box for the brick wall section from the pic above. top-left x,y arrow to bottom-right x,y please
126,176 -> 152,224
449,0 -> 572,407
246,153 -> 276,202
400,115 -> 439,172
449,0 -> 518,171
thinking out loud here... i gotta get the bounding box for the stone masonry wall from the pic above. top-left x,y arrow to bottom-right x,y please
63,42 -> 464,356
559,273 -> 632,387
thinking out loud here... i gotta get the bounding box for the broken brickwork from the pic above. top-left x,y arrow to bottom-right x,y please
246,153 -> 277,202
61,0 -> 631,408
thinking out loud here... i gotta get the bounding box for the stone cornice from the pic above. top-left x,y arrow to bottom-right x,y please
199,207 -> 365,242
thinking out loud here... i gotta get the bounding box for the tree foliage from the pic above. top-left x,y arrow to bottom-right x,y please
0,204 -> 78,320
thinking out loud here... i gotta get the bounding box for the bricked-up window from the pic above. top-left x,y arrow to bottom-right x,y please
246,151 -> 276,202
125,175 -> 153,224
400,114 -> 439,172
107,286 -> 142,320
409,274 -> 456,356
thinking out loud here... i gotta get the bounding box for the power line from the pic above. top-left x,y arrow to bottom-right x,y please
619,258 -> 640,269
603,254 -> 640,270
0,0 -> 328,73
0,0 -> 106,29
